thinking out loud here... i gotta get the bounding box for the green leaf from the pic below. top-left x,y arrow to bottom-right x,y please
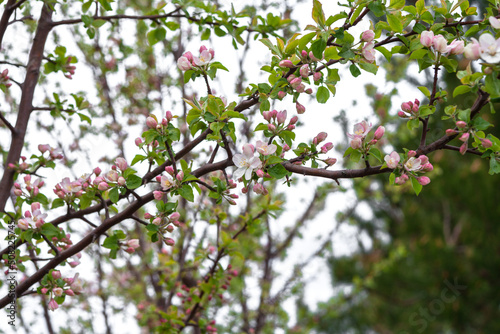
489,157 -> 500,175
312,0 -> 325,26
102,235 -> 119,250
453,85 -> 471,97
368,1 -> 386,17
368,147 -> 383,163
411,176 -> 423,195
472,117 -> 492,131
389,172 -> 396,185
358,62 -> 378,75
311,38 -> 327,60
41,223 -> 60,238
387,14 -> 403,33
147,27 -> 166,46
51,198 -> 65,209
268,163 -> 289,179
409,49 -> 427,60
109,187 -> 119,204
316,86 -> 330,103
178,184 -> 194,202
349,149 -> 362,163
407,118 -> 420,130
126,175 -> 142,189
349,64 -> 361,77
418,86 -> 431,98
389,0 -> 405,11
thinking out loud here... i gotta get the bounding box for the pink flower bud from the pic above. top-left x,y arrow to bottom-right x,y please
456,121 -> 467,128
407,150 -> 417,158
153,191 -> 164,201
398,111 -> 408,118
287,74 -> 296,83
446,129 -> 458,136
176,171 -> 184,182
305,88 -> 313,94
350,137 -> 362,149
321,142 -> 333,153
279,59 -> 294,68
373,126 -> 385,140
418,155 -> 429,165
48,299 -> 59,311
166,225 -> 174,233
289,116 -> 298,125
395,174 -> 409,185
144,213 -> 153,219
313,72 -> 322,82
459,142 -> 468,155
420,30 -> 434,47
361,30 -> 375,42
127,239 -> 140,249
290,77 -> 302,89
98,182 -> 109,191
296,102 -> 305,114
38,144 -> 50,153
417,176 -> 430,186
314,132 -> 327,145
166,110 -> 173,121
325,158 -> 337,166
481,138 -> 492,148
65,289 -> 75,296
459,133 -> 470,142
117,177 -> 126,186
115,157 -> 128,171
401,102 -> 412,112
422,163 -> 433,172
93,167 -> 102,176
183,51 -> 193,62
146,116 -> 157,129
14,189 -> 22,196
295,84 -> 305,93
165,166 -> 175,175
41,288 -> 48,294
287,124 -> 296,130
165,238 -> 175,246
309,51 -> 321,61
278,91 -> 286,99
170,212 -> 181,221
270,109 -> 278,118
299,64 -> 309,78
301,50 -> 308,57
256,169 -> 265,178
135,137 -> 143,146
268,124 -> 276,132
153,217 -> 162,225
277,110 -> 287,124
52,271 -> 62,279
177,56 -> 192,71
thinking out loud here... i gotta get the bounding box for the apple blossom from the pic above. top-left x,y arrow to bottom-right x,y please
232,144 -> 262,180
480,138 -> 493,148
477,33 -> 500,63
384,151 -> 400,169
447,39 -> 464,55
278,91 -> 286,99
276,110 -> 287,124
48,299 -> 59,311
417,176 -> 431,186
300,64 -> 309,78
420,31 -> 434,47
321,142 -> 333,153
489,16 -> 500,29
256,140 -> 277,156
177,56 -> 192,71
313,71 -> 322,82
193,48 -> 213,66
404,157 -> 422,171
146,116 -> 157,129
395,174 -> 409,185
53,287 -> 64,297
313,132 -> 327,145
432,35 -> 448,53
373,126 -> 385,140
361,30 -> 375,42
115,157 -> 128,171
464,38 -> 481,60
362,41 -> 376,63
325,158 -> 337,166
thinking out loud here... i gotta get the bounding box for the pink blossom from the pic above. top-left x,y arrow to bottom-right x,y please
127,239 -> 140,249
52,270 -> 62,279
477,33 -> 500,63
313,132 -> 327,145
384,151 -> 400,169
456,121 -> 467,128
38,144 -> 50,153
290,77 -> 302,89
276,110 -> 287,124
170,212 -> 180,221
98,182 -> 109,191
459,133 -> 470,142
18,219 -> 30,230
48,299 -> 59,311
464,38 -> 481,60
321,142 -> 333,153
481,138 -> 493,148
460,142 -> 468,155
420,31 -> 434,47
146,116 -> 157,129
350,137 -> 362,149
115,157 -> 128,171
417,176 -> 431,186
65,289 -> 75,296
177,56 -> 192,71
421,163 -> 433,172
313,71 -> 322,82
53,287 -> 64,297
362,30 -> 375,42
256,140 -> 277,156
160,175 -> 173,190
446,129 -> 458,136
193,49 -> 213,66
447,39 -> 464,55
489,16 -> 500,29
165,238 -> 175,246
362,42 -> 376,63
278,91 -> 286,99
395,174 -> 409,185
404,157 -> 422,171
325,158 -> 337,166
433,35 -> 448,53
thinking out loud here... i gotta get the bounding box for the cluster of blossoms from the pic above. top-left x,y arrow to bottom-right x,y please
40,270 -> 83,311
177,45 -> 215,71
262,109 -> 298,133
384,151 -> 433,186
123,239 -> 140,254
420,31 -> 464,56
233,142 -> 278,195
13,175 -> 44,199
347,120 -> 385,150
446,120 -> 493,154
145,110 -> 174,132
145,208 -> 183,246
17,202 -> 48,230
360,29 -> 376,63
0,69 -> 12,88
397,99 -> 420,119
464,17 -> 500,63
153,165 -> 183,201
311,131 -> 336,165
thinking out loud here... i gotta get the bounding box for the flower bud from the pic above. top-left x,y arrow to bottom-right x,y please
481,138 -> 493,148
165,238 -> 175,246
38,144 -> 50,153
299,64 -> 309,78
146,116 -> 157,129
170,212 -> 181,221
135,137 -> 143,146
456,121 -> 467,128
459,133 -> 470,142
325,158 -> 337,166
276,110 -> 287,124
446,129 -> 458,136
267,124 -> 276,132
459,142 -> 468,155
115,157 -> 128,171
117,176 -> 126,186
52,271 -> 62,279
321,142 -> 333,153
279,59 -> 294,68
361,30 -> 375,42
166,110 -> 173,121
278,91 -> 286,99
313,72 -> 322,82
407,150 -> 417,158
153,191 -> 164,201
256,169 -> 265,178
289,116 -> 298,125
417,176 -> 431,186
65,289 -> 75,296
350,137 -> 362,149
398,111 -> 408,118
176,171 -> 184,182
373,126 -> 385,140
165,166 -> 175,175
98,182 -> 109,191
296,102 -> 305,114
153,217 -> 162,225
